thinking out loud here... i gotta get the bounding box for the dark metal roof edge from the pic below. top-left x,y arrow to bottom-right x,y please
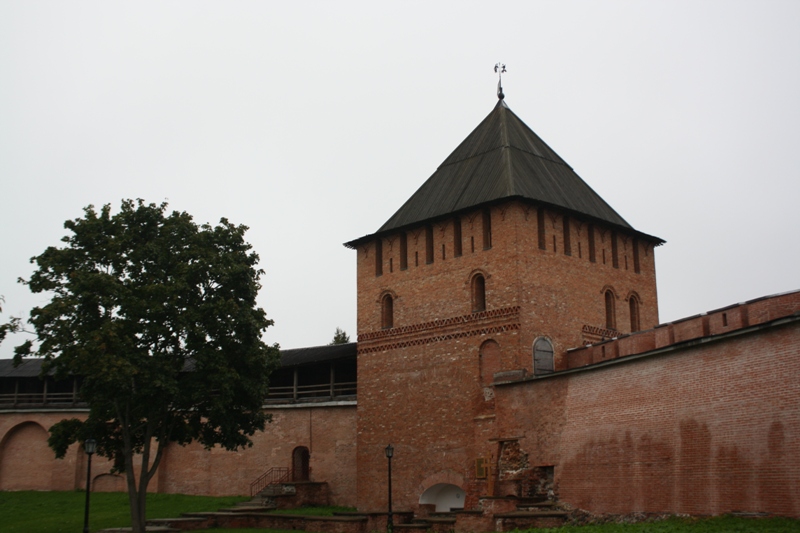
2,343 -> 360,378
345,197 -> 664,249
279,342 -> 357,367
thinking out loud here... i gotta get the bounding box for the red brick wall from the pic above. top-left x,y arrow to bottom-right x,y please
354,200 -> 659,512
495,320 -> 800,516
158,405 -> 356,503
0,405 -> 357,505
0,411 -> 117,492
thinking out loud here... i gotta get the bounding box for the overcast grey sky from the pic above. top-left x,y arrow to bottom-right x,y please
1,1 -> 799,357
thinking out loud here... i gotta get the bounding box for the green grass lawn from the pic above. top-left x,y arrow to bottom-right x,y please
0,490 -> 247,532
528,515 -> 800,533
1,491 -> 798,533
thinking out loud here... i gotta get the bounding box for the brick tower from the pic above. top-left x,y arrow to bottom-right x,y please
345,95 -> 663,513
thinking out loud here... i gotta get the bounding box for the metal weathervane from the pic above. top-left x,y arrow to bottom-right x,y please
494,62 -> 506,100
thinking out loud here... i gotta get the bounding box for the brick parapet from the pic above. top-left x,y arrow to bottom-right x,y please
566,290 -> 800,370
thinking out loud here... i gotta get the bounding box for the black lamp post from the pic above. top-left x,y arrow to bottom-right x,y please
83,438 -> 97,533
385,444 -> 394,533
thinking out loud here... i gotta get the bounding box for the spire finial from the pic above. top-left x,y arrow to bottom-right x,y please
494,62 -> 506,100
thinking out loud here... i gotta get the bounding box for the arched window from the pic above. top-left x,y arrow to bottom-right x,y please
471,274 -> 486,313
381,294 -> 393,329
629,295 -> 640,332
533,338 -> 554,375
605,290 -> 616,330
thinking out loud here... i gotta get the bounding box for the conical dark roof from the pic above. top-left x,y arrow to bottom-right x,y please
346,99 -> 662,247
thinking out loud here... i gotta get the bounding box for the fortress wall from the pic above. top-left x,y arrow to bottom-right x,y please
0,404 -> 357,505
496,318 -> 800,517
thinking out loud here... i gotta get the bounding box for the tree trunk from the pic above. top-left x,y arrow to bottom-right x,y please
126,426 -> 165,533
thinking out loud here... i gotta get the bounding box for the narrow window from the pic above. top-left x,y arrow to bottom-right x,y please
552,235 -> 556,252
537,209 -> 546,250
629,296 -> 640,332
611,232 -> 619,269
441,244 -> 446,260
400,232 -> 408,270
375,238 -> 383,276
453,217 -> 463,257
605,290 -> 616,330
381,294 -> 394,329
415,251 -> 419,267
471,236 -> 475,253
633,238 -> 641,273
588,224 -> 596,262
563,216 -> 571,256
472,274 -> 486,313
389,257 -> 393,273
425,225 -> 434,264
578,241 -> 582,259
482,209 -> 492,249
533,338 -> 554,375
722,313 -> 728,327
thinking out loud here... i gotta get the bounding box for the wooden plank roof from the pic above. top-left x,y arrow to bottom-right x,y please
346,99 -> 663,247
0,343 -> 358,378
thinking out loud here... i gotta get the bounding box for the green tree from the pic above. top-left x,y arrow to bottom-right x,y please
329,327 -> 350,345
7,200 -> 280,533
0,296 -> 23,344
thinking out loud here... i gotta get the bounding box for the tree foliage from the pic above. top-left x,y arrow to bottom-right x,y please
0,296 -> 23,345
329,327 -> 350,345
8,200 -> 280,533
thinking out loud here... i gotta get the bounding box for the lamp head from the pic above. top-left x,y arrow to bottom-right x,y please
385,444 -> 394,458
84,438 -> 97,455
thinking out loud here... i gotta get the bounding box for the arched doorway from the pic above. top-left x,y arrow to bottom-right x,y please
419,483 -> 465,512
0,422 -> 59,491
292,446 -> 310,481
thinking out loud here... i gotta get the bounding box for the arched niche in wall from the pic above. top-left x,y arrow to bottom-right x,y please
479,339 -> 502,387
419,483 -> 466,512
0,421 -> 59,491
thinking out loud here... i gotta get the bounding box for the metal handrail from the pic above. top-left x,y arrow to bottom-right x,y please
249,466 -> 290,497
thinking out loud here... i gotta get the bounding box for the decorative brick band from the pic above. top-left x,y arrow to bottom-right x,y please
581,325 -> 622,339
358,323 -> 521,354
358,306 -> 521,342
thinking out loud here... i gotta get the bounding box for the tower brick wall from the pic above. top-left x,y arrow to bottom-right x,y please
355,198 -> 660,512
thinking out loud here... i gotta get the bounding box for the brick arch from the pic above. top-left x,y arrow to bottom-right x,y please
600,284 -> 618,298
416,469 -> 465,497
625,290 -> 642,303
376,289 -> 398,303
464,268 -> 490,285
0,421 -> 59,490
